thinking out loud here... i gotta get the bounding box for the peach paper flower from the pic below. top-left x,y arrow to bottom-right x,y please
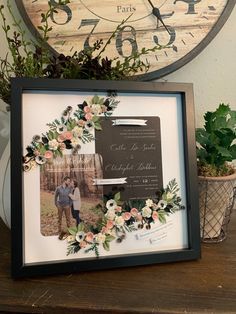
130,208 -> 139,217
44,150 -> 53,159
106,220 -> 114,229
85,232 -> 94,242
78,119 -> 86,127
62,131 -> 73,140
152,211 -> 159,221
84,106 -> 91,113
85,113 -> 93,121
57,134 -> 65,142
79,241 -> 87,248
115,206 -> 122,213
122,212 -> 131,221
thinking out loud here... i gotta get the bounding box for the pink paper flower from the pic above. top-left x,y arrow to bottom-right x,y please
34,150 -> 40,156
106,220 -> 114,229
78,119 -> 86,127
84,106 -> 91,113
79,241 -> 87,248
59,143 -> 66,150
136,213 -> 143,221
57,134 -> 65,142
85,113 -> 93,121
44,150 -> 53,159
122,212 -> 131,221
130,208 -> 139,217
85,232 -> 94,242
62,131 -> 73,140
152,211 -> 159,221
115,206 -> 122,213
101,226 -> 108,234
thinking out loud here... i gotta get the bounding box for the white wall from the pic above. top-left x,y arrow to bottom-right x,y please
0,1 -> 236,127
157,5 -> 236,127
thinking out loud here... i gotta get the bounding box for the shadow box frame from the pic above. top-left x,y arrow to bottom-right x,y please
11,78 -> 201,278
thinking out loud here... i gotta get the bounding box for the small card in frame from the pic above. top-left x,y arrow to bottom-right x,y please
11,78 -> 200,278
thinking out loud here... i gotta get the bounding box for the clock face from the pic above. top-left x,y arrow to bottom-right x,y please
17,0 -> 235,80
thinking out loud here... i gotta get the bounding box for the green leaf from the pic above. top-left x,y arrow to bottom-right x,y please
92,115 -> 100,123
47,130 -> 54,140
94,121 -> 102,130
68,226 -> 78,235
158,210 -> 167,224
103,241 -> 110,251
114,192 -> 121,202
99,97 -> 104,105
216,146 -> 232,158
77,223 -> 85,232
229,144 -> 236,159
92,95 -> 100,104
105,235 -> 115,242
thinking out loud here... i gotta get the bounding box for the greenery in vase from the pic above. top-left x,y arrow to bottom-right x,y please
0,0 -> 165,109
196,103 -> 236,177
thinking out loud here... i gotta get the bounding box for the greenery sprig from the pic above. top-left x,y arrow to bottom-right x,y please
0,0 -> 165,108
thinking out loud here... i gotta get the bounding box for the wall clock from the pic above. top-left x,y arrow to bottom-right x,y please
16,0 -> 235,80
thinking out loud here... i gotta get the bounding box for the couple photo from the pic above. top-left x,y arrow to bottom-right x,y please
54,176 -> 81,239
40,154 -> 103,237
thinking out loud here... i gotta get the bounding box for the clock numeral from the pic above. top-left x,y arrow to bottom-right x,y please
173,0 -> 201,14
78,19 -> 100,49
49,0 -> 72,25
116,25 -> 138,57
153,25 -> 176,46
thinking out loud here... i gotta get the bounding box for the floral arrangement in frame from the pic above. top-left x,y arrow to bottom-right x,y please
11,78 -> 200,278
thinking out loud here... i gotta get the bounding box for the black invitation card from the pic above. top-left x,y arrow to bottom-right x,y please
95,117 -> 163,200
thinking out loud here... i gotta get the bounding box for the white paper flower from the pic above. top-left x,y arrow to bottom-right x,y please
70,137 -> 81,148
145,199 -> 154,207
95,233 -> 106,244
75,231 -> 85,243
67,235 -> 76,243
91,104 -> 102,115
72,126 -> 83,138
115,215 -> 125,227
106,199 -> 117,211
56,124 -> 67,134
32,134 -> 41,143
105,208 -> 116,221
35,155 -> 46,165
48,139 -> 59,151
84,121 -> 95,131
158,200 -> 167,209
142,206 -> 152,218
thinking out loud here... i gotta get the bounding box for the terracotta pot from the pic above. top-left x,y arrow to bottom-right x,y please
198,171 -> 236,242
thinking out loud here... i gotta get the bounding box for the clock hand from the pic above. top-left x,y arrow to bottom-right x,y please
147,0 -> 170,35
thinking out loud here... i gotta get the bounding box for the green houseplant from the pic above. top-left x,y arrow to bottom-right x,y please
196,103 -> 236,242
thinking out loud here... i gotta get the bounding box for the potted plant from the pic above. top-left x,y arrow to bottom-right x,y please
196,103 -> 236,242
0,1 -> 165,226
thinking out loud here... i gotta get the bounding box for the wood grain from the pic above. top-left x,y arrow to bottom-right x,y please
0,211 -> 236,313
18,0 -> 228,74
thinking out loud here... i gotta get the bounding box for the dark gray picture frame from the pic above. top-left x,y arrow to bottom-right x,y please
11,78 -> 200,278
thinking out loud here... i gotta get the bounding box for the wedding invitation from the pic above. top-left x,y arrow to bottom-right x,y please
95,116 -> 163,200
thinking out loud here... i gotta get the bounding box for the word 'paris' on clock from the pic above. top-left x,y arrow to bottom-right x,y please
17,0 -> 235,79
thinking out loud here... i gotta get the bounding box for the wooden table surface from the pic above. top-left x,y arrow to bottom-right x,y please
0,212 -> 235,314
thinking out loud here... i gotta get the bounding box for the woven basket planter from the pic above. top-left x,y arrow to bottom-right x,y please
199,171 -> 236,242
